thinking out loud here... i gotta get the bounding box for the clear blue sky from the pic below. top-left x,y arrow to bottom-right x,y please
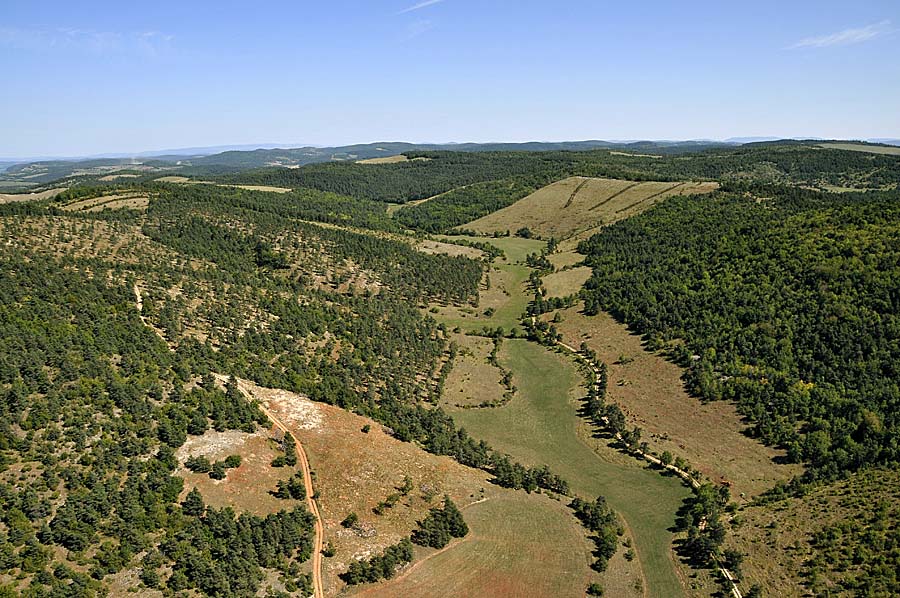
1,0 -> 898,157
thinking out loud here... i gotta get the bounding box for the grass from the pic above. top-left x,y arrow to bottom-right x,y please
442,333 -> 507,408
349,492 -> 601,598
428,235 -> 544,333
817,142 -> 900,156
463,176 -> 718,245
541,265 -> 592,298
435,234 -> 545,264
252,377 -> 599,596
549,304 -> 801,500
447,339 -> 691,597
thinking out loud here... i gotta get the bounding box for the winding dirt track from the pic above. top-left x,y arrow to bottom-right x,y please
134,284 -> 325,597
254,402 -> 325,598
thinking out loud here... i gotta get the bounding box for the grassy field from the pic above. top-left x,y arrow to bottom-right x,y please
442,333 -> 507,408
60,192 -> 150,212
349,492 -> 602,598
0,188 -> 66,203
248,377 -> 597,597
541,265 -> 592,298
448,339 -> 691,597
463,177 -> 717,245
817,142 -> 900,155
427,235 -> 544,333
549,304 -> 801,500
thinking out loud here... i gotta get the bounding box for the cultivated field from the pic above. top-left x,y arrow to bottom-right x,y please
818,142 -> 900,155
447,339 -> 690,597
548,304 -> 801,500
463,177 -> 718,243
232,184 -> 293,193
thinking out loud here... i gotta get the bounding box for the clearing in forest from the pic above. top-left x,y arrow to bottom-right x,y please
250,376 -> 599,597
348,492 -> 598,598
60,192 -> 150,212
357,155 -> 430,164
463,177 -> 718,243
0,188 -> 66,203
447,338 -> 690,598
541,265 -> 592,298
548,304 -> 801,500
817,142 -> 900,156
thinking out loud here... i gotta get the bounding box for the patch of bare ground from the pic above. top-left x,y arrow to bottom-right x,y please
541,265 -> 592,298
609,151 -> 662,158
549,303 -> 801,501
0,187 -> 67,203
176,429 -> 298,517
465,176 -> 717,246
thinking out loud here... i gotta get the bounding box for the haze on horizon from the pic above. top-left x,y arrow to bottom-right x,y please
1,0 -> 898,157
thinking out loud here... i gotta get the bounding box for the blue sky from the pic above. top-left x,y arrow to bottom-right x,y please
1,0 -> 898,157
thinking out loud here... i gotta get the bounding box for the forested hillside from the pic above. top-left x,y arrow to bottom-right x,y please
579,184 -> 900,480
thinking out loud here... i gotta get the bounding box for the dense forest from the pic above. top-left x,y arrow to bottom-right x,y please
580,184 -> 900,480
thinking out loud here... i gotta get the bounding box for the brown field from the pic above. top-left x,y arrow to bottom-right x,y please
358,155 -> 431,164
176,428 -> 298,517
155,175 -> 192,183
0,188 -> 66,203
464,177 -> 718,243
60,193 -> 150,212
547,250 -> 584,270
232,184 -> 293,193
818,142 -> 900,155
238,378 -> 599,596
729,468 -> 900,596
99,173 -> 140,181
548,304 -> 801,500
541,265 -> 592,298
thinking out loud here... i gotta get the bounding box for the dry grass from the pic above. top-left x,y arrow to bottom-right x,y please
176,429 -> 298,517
0,188 -> 66,203
415,239 -> 484,259
242,378 -> 598,597
60,193 -> 149,212
818,142 -> 900,156
358,155 -> 431,165
232,184 -> 293,193
442,333 -> 506,408
610,151 -> 662,158
465,177 -> 718,244
155,175 -> 191,183
548,303 -> 801,500
541,265 -> 592,298
349,492 -> 602,598
98,173 -> 140,181
547,250 -> 583,270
